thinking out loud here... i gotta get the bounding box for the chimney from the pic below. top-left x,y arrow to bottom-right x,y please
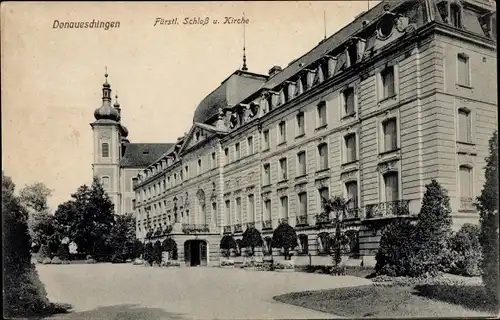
268,65 -> 282,77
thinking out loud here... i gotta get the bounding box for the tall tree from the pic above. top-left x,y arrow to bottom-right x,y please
322,195 -> 350,267
476,131 -> 499,302
108,213 -> 136,261
412,179 -> 453,276
2,171 -> 52,317
54,177 -> 115,259
19,182 -> 56,250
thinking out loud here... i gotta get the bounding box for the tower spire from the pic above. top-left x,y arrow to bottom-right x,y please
242,12 -> 248,71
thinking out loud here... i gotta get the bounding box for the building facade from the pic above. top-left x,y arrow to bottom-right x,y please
132,0 -> 497,266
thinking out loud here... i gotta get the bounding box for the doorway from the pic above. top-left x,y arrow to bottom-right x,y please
184,240 -> 208,267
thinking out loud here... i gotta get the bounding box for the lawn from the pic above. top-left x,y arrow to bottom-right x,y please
274,284 -> 499,318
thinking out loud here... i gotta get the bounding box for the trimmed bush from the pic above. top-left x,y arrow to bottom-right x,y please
448,224 -> 482,276
375,218 -> 417,277
411,180 -> 453,277
271,223 -> 298,260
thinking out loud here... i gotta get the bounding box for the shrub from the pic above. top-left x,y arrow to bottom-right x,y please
56,244 -> 70,262
241,227 -> 263,256
448,224 -> 482,276
36,244 -> 51,263
144,243 -> 153,265
375,218 -> 416,276
411,179 -> 453,277
153,241 -> 162,265
51,257 -> 62,264
476,131 -> 499,303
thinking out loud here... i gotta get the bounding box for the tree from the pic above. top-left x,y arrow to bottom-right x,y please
19,182 -> 57,250
411,179 -> 453,276
2,172 -> 51,317
476,131 -> 499,302
54,177 -> 115,260
108,213 -> 136,262
271,223 -> 297,260
241,226 -> 263,256
322,195 -> 350,266
220,235 -> 236,257
375,218 -> 417,276
448,223 -> 482,276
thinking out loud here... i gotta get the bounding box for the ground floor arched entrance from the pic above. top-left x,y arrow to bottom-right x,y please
184,240 -> 208,267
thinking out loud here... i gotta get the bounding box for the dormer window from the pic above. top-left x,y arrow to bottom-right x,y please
347,43 -> 358,67
195,131 -> 200,142
450,4 -> 462,28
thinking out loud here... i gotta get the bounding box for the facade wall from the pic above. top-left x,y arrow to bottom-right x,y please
132,10 -> 497,265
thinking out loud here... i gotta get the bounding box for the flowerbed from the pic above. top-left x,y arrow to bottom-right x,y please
371,274 -> 466,287
161,260 -> 180,267
274,261 -> 295,272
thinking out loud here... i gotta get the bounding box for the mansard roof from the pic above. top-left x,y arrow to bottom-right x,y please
192,70 -> 267,124
120,143 -> 174,168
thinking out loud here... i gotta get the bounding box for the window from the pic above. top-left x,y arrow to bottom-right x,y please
297,151 -> 307,176
101,176 -> 110,189
381,66 -> 395,99
247,136 -> 254,155
173,173 -> 177,185
247,194 -> 255,222
263,199 -> 271,221
344,134 -> 357,162
347,44 -> 358,67
280,196 -> 289,220
235,197 -> 242,223
211,152 -> 216,168
458,108 -> 471,143
317,101 -> 327,127
235,143 -> 241,160
382,118 -> 398,152
224,148 -> 229,164
383,172 -> 399,202
346,181 -> 358,209
197,159 -> 202,174
459,165 -> 473,201
225,200 -> 230,225
167,176 -> 171,187
457,54 -> 470,86
263,163 -> 271,185
296,112 -> 305,136
184,166 -> 189,179
212,202 -> 217,226
101,142 -> 110,158
317,143 -> 329,171
132,177 -> 138,188
343,88 -> 355,115
450,4 -> 462,28
279,158 -> 288,181
298,234 -> 308,254
318,187 -> 329,210
262,130 -> 270,150
278,121 -> 286,143
298,192 -> 308,216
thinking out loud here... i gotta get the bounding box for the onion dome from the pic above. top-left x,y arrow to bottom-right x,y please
94,70 -> 121,122
120,124 -> 129,138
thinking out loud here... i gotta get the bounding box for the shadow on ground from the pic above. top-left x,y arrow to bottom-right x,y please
47,304 -> 186,320
413,284 -> 499,313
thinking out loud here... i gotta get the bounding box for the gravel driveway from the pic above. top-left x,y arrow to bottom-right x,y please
38,263 -> 371,319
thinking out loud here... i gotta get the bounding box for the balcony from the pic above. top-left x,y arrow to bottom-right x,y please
182,224 -> 210,234
344,207 -> 361,219
223,226 -> 232,234
315,212 -> 331,226
234,223 -> 243,233
365,200 -> 410,219
296,215 -> 308,226
460,197 -> 476,211
262,220 -> 272,230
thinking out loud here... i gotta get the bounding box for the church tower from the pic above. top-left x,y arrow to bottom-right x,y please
90,70 -> 126,214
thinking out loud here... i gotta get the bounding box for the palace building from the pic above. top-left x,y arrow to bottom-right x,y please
96,0 -> 497,267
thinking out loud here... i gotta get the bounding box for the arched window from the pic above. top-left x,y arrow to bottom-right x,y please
101,176 -> 110,189
317,232 -> 331,255
101,142 -> 109,158
298,234 -> 308,254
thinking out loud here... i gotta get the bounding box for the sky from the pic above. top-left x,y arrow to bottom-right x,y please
2,1 -> 380,211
